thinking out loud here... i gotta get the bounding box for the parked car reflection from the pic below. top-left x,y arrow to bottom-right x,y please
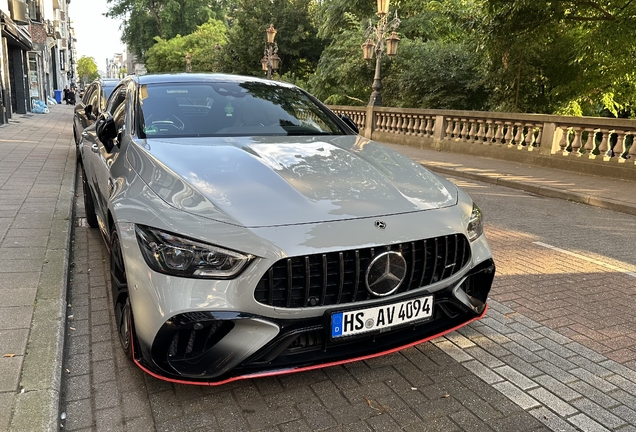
73,78 -> 119,158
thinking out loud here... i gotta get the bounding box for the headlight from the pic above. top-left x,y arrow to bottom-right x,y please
467,203 -> 484,242
135,225 -> 252,279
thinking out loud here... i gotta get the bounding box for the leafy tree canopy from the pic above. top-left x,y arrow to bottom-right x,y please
106,0 -> 230,57
218,0 -> 324,82
145,19 -> 227,73
483,0 -> 636,115
77,56 -> 100,85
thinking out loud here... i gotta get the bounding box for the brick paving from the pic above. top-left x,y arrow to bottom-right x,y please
0,106 -> 75,431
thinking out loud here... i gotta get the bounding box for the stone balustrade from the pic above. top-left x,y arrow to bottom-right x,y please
328,105 -> 636,180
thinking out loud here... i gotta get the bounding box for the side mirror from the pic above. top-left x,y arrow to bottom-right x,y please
339,114 -> 359,135
84,104 -> 93,119
96,112 -> 117,153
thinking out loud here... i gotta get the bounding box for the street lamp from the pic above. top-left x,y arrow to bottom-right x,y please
185,52 -> 192,72
362,0 -> 401,106
262,24 -> 280,79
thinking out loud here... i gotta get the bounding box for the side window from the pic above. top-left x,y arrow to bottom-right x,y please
88,89 -> 99,115
105,88 -> 128,135
82,86 -> 95,105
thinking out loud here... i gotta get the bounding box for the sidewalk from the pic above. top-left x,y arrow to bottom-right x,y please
0,105 -> 76,431
0,107 -> 634,431
383,143 -> 636,217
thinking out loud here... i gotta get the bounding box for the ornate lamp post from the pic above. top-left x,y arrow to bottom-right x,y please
362,0 -> 401,106
261,24 -> 281,79
185,52 -> 192,72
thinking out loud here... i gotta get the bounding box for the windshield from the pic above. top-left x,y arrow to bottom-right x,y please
138,82 -> 346,138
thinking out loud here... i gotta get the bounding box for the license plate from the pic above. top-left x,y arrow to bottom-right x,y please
331,296 -> 433,338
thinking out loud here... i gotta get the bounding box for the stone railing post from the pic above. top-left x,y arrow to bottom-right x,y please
364,105 -> 375,139
539,122 -> 556,155
433,115 -> 447,143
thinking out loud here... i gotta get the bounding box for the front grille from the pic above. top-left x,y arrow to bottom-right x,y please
254,234 -> 471,308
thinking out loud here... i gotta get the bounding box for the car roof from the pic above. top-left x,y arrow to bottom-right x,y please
132,73 -> 297,89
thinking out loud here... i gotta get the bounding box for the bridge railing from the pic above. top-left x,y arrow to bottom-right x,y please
328,105 -> 636,179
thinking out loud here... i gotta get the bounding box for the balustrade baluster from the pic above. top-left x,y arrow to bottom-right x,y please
406,115 -> 414,135
503,122 -> 513,146
411,116 -> 419,136
485,121 -> 494,144
581,130 -> 594,155
388,114 -> 396,133
475,121 -> 484,143
459,120 -> 468,141
512,123 -> 523,148
466,121 -> 474,142
613,131 -> 626,161
426,117 -> 434,136
558,126 -> 570,154
445,118 -> 453,139
628,132 -> 636,164
523,124 -> 534,149
417,116 -> 425,136
452,118 -> 461,139
598,129 -> 610,158
534,125 -> 542,150
569,128 -> 582,156
376,113 -> 384,132
494,121 -> 504,145
395,115 -> 403,134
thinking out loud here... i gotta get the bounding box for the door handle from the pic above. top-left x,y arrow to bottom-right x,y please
91,144 -> 99,153
81,131 -> 88,138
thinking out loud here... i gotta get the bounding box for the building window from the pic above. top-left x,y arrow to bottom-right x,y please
60,50 -> 66,71
28,0 -> 41,22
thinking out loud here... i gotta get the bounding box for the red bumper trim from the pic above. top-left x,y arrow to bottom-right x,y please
132,304 -> 488,386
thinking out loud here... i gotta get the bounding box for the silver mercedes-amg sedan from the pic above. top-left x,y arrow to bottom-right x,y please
78,73 -> 495,385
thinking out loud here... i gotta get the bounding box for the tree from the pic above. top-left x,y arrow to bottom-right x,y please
309,0 -> 488,108
483,0 -> 636,115
77,56 -> 100,85
145,19 -> 228,73
382,39 -> 488,110
219,0 -> 324,81
106,0 -> 230,58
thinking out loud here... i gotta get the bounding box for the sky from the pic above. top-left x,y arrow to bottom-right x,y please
70,0 -> 126,73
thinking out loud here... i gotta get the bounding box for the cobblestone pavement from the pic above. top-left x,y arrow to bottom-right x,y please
60,170 -> 636,431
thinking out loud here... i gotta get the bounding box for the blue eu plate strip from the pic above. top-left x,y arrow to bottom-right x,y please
331,312 -> 343,337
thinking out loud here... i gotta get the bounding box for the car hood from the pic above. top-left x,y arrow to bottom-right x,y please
126,135 -> 457,228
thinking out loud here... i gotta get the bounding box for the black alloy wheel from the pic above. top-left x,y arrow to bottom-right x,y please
81,168 -> 98,228
110,226 -> 134,360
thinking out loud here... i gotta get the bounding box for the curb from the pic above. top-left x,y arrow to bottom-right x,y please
9,142 -> 76,431
424,164 -> 636,217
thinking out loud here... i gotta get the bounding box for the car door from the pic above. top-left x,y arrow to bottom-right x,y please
87,85 -> 128,234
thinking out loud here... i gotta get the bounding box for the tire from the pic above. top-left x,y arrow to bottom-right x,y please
81,168 -> 98,228
110,226 -> 134,361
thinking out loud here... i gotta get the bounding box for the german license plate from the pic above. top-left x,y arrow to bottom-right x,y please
331,296 -> 433,338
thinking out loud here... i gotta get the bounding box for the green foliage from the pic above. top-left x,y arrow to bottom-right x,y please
77,56 -> 99,84
145,19 -> 228,73
217,0 -> 323,81
307,28 -> 371,105
483,0 -> 636,115
382,39 -> 488,110
106,0 -> 228,57
109,0 -> 636,117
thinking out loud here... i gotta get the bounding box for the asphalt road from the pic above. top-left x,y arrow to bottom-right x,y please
59,170 -> 636,432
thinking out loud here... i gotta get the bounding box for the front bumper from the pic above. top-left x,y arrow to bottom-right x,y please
132,258 -> 495,385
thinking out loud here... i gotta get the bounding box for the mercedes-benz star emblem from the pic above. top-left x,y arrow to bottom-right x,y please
375,220 -> 387,230
365,251 -> 407,297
